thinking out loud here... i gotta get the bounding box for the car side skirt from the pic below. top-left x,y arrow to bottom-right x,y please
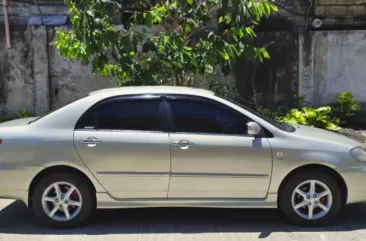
95,193 -> 278,209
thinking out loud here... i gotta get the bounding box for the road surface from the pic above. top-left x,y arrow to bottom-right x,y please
0,199 -> 366,240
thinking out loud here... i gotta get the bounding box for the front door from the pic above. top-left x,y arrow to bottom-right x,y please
74,95 -> 171,199
166,95 -> 273,199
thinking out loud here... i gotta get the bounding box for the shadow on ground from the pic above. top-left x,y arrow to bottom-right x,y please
0,200 -> 365,237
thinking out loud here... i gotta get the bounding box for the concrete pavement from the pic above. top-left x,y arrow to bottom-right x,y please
0,199 -> 366,240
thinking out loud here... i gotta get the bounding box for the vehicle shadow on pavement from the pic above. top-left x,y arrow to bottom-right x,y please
0,200 -> 365,237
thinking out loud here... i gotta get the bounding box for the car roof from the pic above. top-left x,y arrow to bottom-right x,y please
89,86 -> 215,98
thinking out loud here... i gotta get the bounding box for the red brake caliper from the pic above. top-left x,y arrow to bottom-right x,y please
71,190 -> 79,200
69,190 -> 79,210
320,196 -> 326,203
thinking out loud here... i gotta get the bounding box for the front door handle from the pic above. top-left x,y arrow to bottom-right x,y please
173,139 -> 194,150
80,137 -> 102,147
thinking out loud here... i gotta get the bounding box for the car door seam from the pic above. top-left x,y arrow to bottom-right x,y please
72,130 -> 109,192
163,97 -> 173,199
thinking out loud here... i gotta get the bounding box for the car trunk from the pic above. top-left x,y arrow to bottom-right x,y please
0,117 -> 39,127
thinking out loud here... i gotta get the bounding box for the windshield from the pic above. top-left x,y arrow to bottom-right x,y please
220,96 -> 295,132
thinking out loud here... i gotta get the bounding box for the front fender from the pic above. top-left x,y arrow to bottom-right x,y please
267,147 -> 351,194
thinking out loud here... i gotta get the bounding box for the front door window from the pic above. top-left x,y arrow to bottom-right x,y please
169,99 -> 250,136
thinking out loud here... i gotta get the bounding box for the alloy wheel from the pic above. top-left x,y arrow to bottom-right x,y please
291,180 -> 332,220
41,182 -> 83,222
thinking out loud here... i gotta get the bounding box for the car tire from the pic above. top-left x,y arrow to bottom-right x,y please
31,172 -> 95,228
279,170 -> 343,227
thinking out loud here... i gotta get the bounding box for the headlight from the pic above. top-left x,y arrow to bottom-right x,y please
350,147 -> 366,163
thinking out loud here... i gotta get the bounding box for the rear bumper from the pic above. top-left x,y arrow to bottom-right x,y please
0,164 -> 43,204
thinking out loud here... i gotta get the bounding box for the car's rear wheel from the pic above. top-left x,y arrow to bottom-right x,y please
279,170 -> 343,226
31,173 -> 95,228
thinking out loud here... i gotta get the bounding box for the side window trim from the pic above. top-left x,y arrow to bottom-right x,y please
164,94 -> 272,137
74,94 -> 166,132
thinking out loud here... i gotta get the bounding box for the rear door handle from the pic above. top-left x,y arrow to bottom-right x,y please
80,137 -> 102,147
173,139 -> 194,150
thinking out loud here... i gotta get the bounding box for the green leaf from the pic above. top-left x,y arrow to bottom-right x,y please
262,49 -> 270,59
316,106 -> 332,114
238,29 -> 244,38
230,45 -> 239,56
270,4 -> 278,11
161,60 -> 172,68
145,13 -> 153,27
86,10 -> 94,17
258,54 -> 263,62
327,123 -> 341,131
185,24 -> 191,33
54,0 -> 273,88
302,107 -> 316,118
219,51 -> 230,60
263,3 -> 271,17
245,27 -> 256,37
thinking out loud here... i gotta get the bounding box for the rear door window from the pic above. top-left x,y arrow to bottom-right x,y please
76,98 -> 163,131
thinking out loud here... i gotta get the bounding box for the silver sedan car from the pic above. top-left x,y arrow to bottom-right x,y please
0,86 -> 365,228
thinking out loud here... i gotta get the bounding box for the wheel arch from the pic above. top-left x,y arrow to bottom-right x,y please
28,165 -> 98,207
277,164 -> 348,205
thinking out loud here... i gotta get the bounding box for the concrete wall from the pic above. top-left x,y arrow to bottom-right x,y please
1,0 -> 366,29
0,26 -> 234,115
0,26 -> 115,115
316,0 -> 366,16
1,26 -> 366,115
0,2 -> 68,25
0,26 -> 34,115
234,31 -> 298,109
48,28 -> 116,110
299,30 -> 366,106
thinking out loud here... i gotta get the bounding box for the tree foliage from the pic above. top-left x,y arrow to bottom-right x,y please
55,0 -> 278,86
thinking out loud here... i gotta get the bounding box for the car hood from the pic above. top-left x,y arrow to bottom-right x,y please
291,124 -> 362,147
0,117 -> 39,127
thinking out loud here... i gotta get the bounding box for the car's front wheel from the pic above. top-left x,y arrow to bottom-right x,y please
31,172 -> 95,228
279,170 -> 343,226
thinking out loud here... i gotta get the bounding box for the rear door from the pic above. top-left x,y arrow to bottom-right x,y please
74,95 -> 171,199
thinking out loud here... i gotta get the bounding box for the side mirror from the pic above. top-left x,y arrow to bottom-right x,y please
247,122 -> 262,136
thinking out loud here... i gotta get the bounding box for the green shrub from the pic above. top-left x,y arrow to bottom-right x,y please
255,92 -> 363,131
333,91 -> 361,116
256,107 -> 283,121
0,110 -> 34,124
13,110 -> 33,119
330,91 -> 362,128
279,106 -> 341,131
0,116 -> 12,123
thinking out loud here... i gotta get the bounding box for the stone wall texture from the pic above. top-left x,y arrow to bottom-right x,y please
0,26 -> 34,115
299,30 -> 366,106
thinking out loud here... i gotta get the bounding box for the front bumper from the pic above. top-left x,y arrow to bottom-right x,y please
342,165 -> 366,204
